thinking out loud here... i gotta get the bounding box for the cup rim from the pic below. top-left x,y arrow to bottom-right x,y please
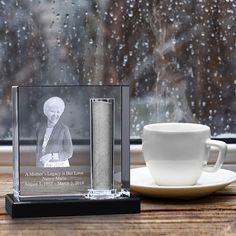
144,122 -> 210,133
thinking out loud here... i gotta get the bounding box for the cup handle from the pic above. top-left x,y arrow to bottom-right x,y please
203,139 -> 227,172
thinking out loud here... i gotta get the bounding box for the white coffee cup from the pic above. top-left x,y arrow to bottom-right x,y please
142,123 -> 227,186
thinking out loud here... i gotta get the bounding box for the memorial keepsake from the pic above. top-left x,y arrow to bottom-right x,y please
5,85 -> 140,218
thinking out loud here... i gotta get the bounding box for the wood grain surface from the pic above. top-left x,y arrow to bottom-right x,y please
2,173 -> 236,235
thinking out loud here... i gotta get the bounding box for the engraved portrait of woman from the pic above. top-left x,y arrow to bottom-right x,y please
36,97 -> 73,168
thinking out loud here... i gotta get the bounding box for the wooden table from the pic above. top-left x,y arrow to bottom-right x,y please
1,173 -> 236,235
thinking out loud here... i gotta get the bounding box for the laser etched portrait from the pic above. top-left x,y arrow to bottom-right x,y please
36,97 -> 73,168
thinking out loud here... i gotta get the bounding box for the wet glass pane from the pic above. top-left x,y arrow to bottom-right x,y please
0,0 -> 235,140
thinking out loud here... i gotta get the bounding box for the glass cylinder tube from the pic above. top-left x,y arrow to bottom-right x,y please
88,98 -> 116,199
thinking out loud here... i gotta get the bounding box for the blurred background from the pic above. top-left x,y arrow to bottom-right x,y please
0,0 -> 235,140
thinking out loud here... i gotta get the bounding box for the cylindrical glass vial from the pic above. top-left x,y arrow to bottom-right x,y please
88,98 -> 116,199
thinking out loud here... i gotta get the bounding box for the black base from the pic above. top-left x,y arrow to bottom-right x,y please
5,194 -> 140,218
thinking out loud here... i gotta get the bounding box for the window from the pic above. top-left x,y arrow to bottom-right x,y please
0,0 -> 235,141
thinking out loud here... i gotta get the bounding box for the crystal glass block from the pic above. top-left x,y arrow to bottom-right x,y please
12,85 -> 130,201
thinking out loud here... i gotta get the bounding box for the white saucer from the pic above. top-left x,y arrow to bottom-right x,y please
130,167 -> 236,199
